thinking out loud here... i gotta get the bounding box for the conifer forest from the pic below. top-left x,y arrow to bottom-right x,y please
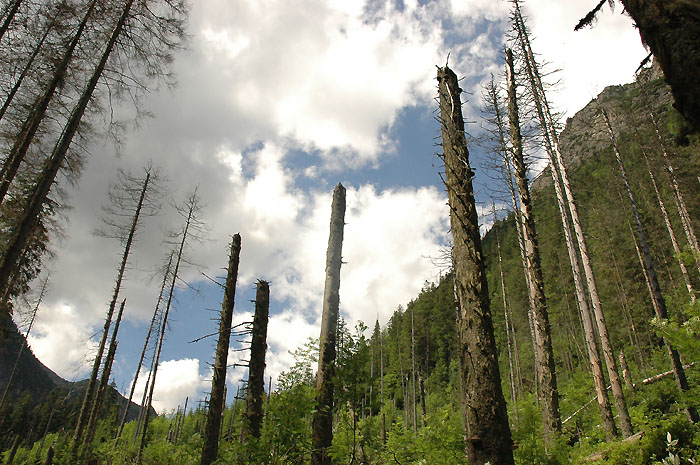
1,0 -> 700,464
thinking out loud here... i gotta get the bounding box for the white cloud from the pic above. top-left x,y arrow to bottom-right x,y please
132,358 -> 208,414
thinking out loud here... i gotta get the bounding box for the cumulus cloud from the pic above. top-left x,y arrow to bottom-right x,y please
132,358 -> 209,414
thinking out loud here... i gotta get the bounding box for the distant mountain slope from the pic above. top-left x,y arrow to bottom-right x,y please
0,313 -> 151,425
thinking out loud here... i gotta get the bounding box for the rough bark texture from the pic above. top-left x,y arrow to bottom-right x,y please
312,184 -> 346,465
620,0 -> 700,131
243,280 -> 270,440
504,48 -> 563,439
606,109 -> 699,423
438,65 -> 514,465
201,234 -> 241,464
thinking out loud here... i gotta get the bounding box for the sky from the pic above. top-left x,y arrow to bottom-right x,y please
14,0 -> 648,414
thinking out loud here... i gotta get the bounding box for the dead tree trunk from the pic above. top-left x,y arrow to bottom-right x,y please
243,280 -> 270,439
438,65 -> 514,465
137,191 -> 199,463
0,0 -> 22,43
115,252 -> 173,444
72,164 -> 151,460
201,234 -> 241,464
641,147 -> 694,300
312,184 -> 346,465
603,108 -> 699,423
504,48 -> 564,439
82,299 -> 126,458
496,224 -> 519,424
410,305 -> 417,433
380,328 -> 386,444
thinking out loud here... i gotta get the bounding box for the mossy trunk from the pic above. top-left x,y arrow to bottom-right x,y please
243,280 -> 270,440
312,184 -> 346,465
201,234 -> 241,464
621,0 -> 700,131
438,65 -> 514,465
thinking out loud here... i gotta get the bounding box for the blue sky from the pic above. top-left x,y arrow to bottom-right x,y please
14,0 -> 648,413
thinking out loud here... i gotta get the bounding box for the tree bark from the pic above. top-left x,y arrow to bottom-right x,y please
620,0 -> 700,131
312,184 -> 345,465
605,109 -> 699,423
438,65 -> 514,465
201,234 -> 241,464
504,48 -> 564,438
243,280 -> 270,440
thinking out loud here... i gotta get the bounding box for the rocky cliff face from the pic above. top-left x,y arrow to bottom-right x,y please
533,62 -> 671,192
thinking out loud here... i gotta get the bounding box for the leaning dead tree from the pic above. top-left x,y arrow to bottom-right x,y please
70,166 -> 160,460
201,234 -> 242,465
312,184 -> 346,465
602,107 -> 699,423
137,190 -> 204,463
504,48 -> 565,440
82,299 -> 127,459
513,1 -> 633,437
438,64 -> 514,465
243,280 -> 270,440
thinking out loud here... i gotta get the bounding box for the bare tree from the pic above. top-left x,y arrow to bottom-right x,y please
312,184 -> 346,465
243,280 -> 270,440
438,64 -> 514,465
201,234 -> 241,465
602,107 -> 698,423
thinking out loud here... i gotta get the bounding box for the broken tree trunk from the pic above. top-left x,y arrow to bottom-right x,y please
201,234 -> 241,465
243,280 -> 270,440
438,65 -> 514,465
312,184 -> 346,465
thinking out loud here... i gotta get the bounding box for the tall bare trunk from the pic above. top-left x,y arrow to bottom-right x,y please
201,234 -> 241,465
115,252 -> 174,444
380,328 -> 386,443
495,220 -> 518,424
0,0 -> 22,43
641,147 -> 694,300
504,48 -> 562,437
410,305 -> 417,433
137,192 -> 197,463
312,184 -> 346,465
82,299 -> 126,457
243,280 -> 270,440
71,162 -> 149,459
606,110 -> 699,423
438,65 -> 514,465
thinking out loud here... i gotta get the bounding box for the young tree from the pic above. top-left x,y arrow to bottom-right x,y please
437,64 -> 514,465
201,234 -> 241,465
312,184 -> 346,465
